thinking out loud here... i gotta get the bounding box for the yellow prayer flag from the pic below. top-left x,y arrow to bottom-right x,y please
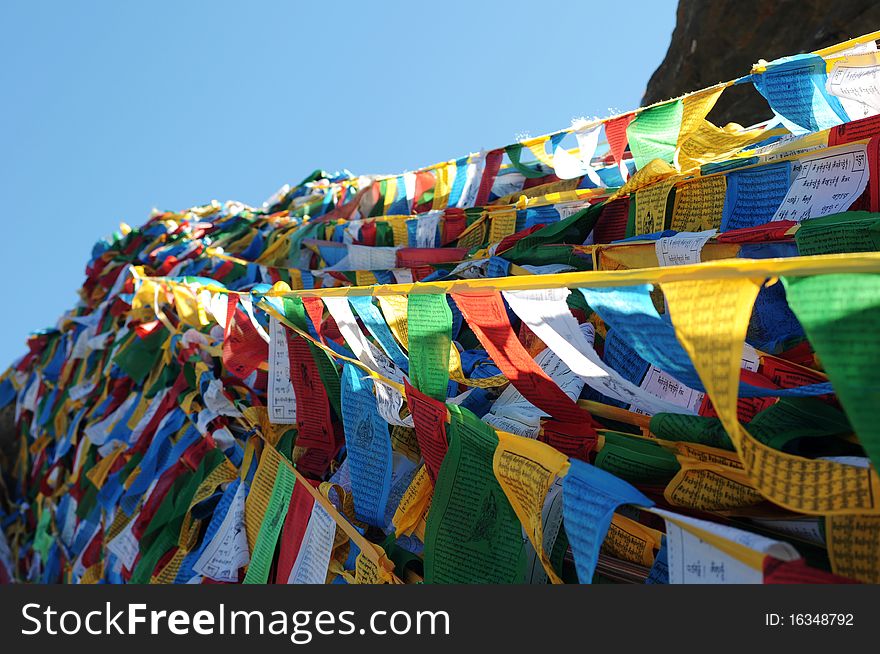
661,277 -> 880,515
493,431 -> 570,584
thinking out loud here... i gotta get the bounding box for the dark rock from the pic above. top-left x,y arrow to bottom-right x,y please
0,403 -> 17,479
642,0 -> 880,127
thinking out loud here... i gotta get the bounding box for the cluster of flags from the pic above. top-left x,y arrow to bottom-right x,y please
2,31 -> 880,585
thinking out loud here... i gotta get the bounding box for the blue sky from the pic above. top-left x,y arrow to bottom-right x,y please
0,0 -> 677,367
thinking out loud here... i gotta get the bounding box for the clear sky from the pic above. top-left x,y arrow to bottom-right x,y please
0,0 -> 677,367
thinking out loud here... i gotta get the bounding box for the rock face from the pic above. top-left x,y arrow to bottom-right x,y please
0,404 -> 16,475
642,0 -> 880,127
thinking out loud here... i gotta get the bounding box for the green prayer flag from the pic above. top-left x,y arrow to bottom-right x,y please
243,461 -> 296,584
424,405 -> 526,583
407,293 -> 452,401
503,203 -> 603,264
33,506 -> 53,561
505,143 -> 546,179
626,100 -> 683,169
747,398 -> 852,451
782,273 -> 880,471
795,211 -> 880,255
595,431 -> 681,484
649,412 -> 734,451
113,326 -> 168,384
